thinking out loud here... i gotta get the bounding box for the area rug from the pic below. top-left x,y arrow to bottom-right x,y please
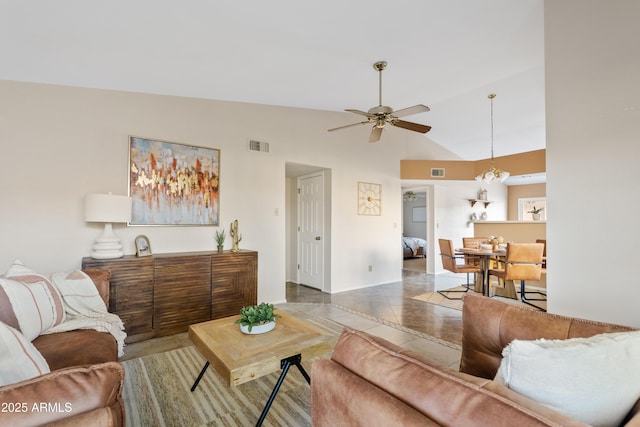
412,286 -> 547,311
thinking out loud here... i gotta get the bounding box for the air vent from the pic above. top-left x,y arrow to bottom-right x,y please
431,168 -> 445,178
248,139 -> 270,153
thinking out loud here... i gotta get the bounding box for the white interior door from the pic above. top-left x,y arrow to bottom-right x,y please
297,173 -> 324,290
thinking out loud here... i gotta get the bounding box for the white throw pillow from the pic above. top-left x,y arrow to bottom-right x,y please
0,260 -> 65,340
495,330 -> 640,427
0,321 -> 50,386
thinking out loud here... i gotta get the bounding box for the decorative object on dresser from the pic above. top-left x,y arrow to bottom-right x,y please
214,228 -> 226,252
82,250 -> 258,343
84,192 -> 132,259
229,219 -> 242,252
129,136 -> 220,226
135,234 -> 152,256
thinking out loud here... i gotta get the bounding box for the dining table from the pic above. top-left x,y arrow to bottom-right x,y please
456,247 -> 515,298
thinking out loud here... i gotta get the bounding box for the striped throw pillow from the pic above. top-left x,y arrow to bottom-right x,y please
0,260 -> 65,340
0,321 -> 50,386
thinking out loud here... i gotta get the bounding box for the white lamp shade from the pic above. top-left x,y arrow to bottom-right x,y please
85,193 -> 132,223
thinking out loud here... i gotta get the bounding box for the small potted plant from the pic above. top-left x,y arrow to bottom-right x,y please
215,229 -> 226,252
235,302 -> 281,334
528,206 -> 544,221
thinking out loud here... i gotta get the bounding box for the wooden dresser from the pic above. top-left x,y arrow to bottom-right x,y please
82,250 -> 257,343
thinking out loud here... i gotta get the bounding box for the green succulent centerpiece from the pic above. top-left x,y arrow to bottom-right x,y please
235,302 -> 281,333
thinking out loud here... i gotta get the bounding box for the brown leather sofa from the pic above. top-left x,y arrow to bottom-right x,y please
312,294 -> 638,426
0,269 -> 125,427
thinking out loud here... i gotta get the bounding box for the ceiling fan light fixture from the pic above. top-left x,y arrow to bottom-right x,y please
475,94 -> 509,184
403,191 -> 418,201
327,61 -> 431,142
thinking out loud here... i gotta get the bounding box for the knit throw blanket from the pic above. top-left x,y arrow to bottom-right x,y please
43,270 -> 126,357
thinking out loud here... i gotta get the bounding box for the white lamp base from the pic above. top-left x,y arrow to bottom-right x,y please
91,223 -> 124,259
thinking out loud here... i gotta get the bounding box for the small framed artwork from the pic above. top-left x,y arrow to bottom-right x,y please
135,235 -> 152,257
357,182 -> 382,216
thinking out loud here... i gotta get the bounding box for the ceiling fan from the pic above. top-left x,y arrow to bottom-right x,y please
403,191 -> 426,201
328,61 -> 432,143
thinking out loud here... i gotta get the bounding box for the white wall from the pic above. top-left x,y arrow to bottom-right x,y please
0,80 -> 449,302
545,0 -> 640,327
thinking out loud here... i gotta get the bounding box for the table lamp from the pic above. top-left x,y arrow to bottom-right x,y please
85,193 -> 132,259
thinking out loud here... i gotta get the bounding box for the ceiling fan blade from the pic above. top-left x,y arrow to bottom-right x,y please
328,121 -> 370,132
369,126 -> 383,143
392,119 -> 432,134
392,104 -> 430,118
346,109 -> 375,118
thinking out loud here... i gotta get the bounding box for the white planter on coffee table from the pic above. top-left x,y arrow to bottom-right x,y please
240,320 -> 275,335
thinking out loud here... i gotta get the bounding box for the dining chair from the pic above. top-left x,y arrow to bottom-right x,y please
488,243 -> 546,311
462,237 -> 486,267
536,239 -> 547,269
438,239 -> 481,300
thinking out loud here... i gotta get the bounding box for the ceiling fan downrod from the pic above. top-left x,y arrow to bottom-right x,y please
373,61 -> 387,107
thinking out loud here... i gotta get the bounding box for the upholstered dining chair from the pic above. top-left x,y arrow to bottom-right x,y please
438,239 -> 481,300
462,237 -> 486,267
536,238 -> 547,269
488,242 -> 546,311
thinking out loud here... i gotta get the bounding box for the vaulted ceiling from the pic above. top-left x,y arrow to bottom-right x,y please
1,0 -> 545,161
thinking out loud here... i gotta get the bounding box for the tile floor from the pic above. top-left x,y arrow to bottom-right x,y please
123,264 -> 466,370
286,267 -> 466,346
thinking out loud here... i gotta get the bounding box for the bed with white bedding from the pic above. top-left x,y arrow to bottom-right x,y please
403,236 -> 427,258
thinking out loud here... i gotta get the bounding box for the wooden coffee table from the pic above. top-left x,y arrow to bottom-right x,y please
188,310 -> 337,426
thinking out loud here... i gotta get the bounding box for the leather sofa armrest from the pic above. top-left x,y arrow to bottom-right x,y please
459,294 -> 634,379
0,362 -> 124,427
82,269 -> 112,308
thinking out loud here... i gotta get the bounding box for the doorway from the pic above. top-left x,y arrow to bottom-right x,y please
402,187 -> 429,273
285,163 -> 331,293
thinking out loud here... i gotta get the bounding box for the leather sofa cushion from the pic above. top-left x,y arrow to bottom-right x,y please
0,362 -> 124,427
33,330 -> 117,371
312,358 -> 440,426
315,328 -> 586,426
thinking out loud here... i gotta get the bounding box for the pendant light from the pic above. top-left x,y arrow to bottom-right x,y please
475,94 -> 510,183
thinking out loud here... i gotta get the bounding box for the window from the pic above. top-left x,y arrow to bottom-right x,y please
518,197 -> 547,221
